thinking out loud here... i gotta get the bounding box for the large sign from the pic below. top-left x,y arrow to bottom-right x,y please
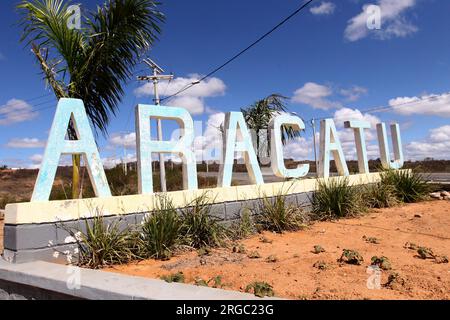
31,98 -> 404,201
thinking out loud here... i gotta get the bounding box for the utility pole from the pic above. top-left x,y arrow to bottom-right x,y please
311,119 -> 319,177
138,58 -> 173,192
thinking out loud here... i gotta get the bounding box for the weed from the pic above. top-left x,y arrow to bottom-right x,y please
259,236 -> 273,244
417,247 -> 434,259
385,272 -> 407,290
229,210 -> 256,240
245,281 -> 275,298
248,251 -> 261,259
312,178 -> 366,221
364,182 -> 399,208
252,191 -> 307,233
338,249 -> 364,265
313,261 -> 329,270
180,193 -> 227,248
363,236 -> 380,244
312,245 -> 325,254
381,170 -> 430,203
140,196 -> 182,260
197,246 -> 212,256
232,244 -> 246,254
194,278 -> 208,287
371,256 -> 392,270
404,242 -> 419,250
208,275 -> 224,288
266,255 -> 278,263
161,272 -> 185,283
70,213 -> 139,269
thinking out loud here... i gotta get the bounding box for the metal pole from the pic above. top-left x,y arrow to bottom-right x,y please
311,119 -> 318,177
153,70 -> 167,192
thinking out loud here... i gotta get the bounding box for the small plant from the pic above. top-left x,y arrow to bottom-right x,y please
252,191 -> 307,233
371,256 -> 392,270
313,260 -> 329,270
229,210 -> 256,240
404,242 -> 419,250
70,213 -> 139,269
197,246 -> 212,256
338,249 -> 364,265
417,247 -> 434,259
140,196 -> 182,260
381,170 -> 430,203
248,251 -> 261,259
434,255 -> 449,264
266,255 -> 278,263
161,272 -> 185,283
363,236 -> 380,244
385,272 -> 406,290
208,275 -> 224,288
194,278 -> 208,287
232,244 -> 247,254
364,182 -> 399,209
245,281 -> 275,298
180,193 -> 227,248
311,178 -> 366,221
312,245 -> 326,254
259,236 -> 273,244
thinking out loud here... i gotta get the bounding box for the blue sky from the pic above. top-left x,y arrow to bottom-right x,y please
1,0 -> 450,169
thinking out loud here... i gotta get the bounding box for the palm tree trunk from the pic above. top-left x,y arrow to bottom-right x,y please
72,154 -> 81,199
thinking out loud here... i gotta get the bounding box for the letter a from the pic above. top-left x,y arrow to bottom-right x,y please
218,112 -> 264,187
318,119 -> 349,178
32,98 -> 111,201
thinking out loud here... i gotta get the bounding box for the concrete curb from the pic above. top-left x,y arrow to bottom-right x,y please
0,259 -> 267,300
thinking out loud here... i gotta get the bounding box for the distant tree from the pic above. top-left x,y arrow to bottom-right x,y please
17,0 -> 164,198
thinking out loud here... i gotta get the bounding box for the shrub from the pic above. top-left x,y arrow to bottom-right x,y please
180,193 -> 227,248
311,178 -> 366,220
364,182 -> 399,208
140,196 -> 183,260
72,214 -> 138,269
161,272 -> 185,283
338,249 -> 364,265
229,209 -> 256,240
245,281 -> 275,298
381,170 -> 430,203
252,192 -> 307,233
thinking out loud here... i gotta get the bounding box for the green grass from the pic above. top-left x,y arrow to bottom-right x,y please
72,214 -> 139,269
311,178 -> 366,220
140,196 -> 183,260
381,170 -> 430,203
364,181 -> 400,209
252,192 -> 307,233
180,193 -> 227,248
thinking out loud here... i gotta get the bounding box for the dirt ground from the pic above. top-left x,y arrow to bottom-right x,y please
106,201 -> 450,300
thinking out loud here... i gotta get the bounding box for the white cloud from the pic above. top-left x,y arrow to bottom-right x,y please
194,112 -> 225,162
344,0 -> 417,42
134,74 -> 226,115
102,153 -> 137,169
310,2 -> 336,15
108,132 -> 136,149
406,125 -> 450,160
0,99 -> 38,125
389,93 -> 450,117
339,86 -> 368,102
6,138 -> 46,148
292,82 -> 341,110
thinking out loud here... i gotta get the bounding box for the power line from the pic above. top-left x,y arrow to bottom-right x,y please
160,0 -> 316,103
309,93 -> 450,123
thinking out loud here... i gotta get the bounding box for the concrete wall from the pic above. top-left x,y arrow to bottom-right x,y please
2,173 -> 383,264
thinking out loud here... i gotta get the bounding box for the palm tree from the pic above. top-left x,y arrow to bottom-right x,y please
17,0 -> 164,198
241,94 -> 302,164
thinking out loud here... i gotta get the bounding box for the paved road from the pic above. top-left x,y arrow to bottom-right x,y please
200,170 -> 450,185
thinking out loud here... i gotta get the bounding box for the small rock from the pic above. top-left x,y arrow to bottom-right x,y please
441,191 -> 450,197
414,214 -> 422,218
429,192 -> 442,199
